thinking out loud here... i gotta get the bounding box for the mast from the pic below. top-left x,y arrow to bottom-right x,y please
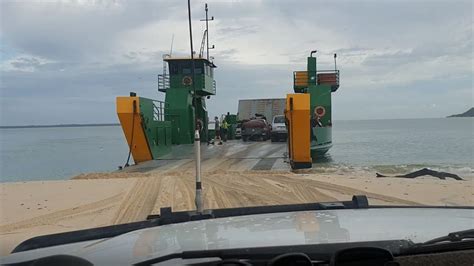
187,0 -> 196,99
201,3 -> 214,61
205,4 -> 209,60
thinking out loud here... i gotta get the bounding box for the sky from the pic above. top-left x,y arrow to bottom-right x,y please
0,0 -> 472,126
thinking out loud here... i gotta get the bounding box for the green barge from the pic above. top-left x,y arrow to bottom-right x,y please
293,51 -> 340,157
115,5 -> 340,168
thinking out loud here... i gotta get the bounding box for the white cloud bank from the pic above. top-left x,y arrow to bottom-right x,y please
0,0 -> 472,125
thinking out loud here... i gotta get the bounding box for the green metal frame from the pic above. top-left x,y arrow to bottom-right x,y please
138,97 -> 172,158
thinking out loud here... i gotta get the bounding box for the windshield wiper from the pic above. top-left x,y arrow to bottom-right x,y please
401,229 -> 474,255
421,229 -> 474,245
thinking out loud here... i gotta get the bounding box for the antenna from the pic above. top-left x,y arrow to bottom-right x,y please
169,34 -> 175,56
162,34 -> 175,81
334,53 -> 337,71
199,30 -> 208,58
200,3 -> 214,61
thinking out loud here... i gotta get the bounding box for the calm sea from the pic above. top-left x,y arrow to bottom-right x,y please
0,118 -> 472,182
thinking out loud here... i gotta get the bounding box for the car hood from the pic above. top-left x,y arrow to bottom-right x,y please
2,208 -> 473,265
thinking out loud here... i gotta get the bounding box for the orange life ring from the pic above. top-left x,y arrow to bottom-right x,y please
182,76 -> 192,86
314,106 -> 326,117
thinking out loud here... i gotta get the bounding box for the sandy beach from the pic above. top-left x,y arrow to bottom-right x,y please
1,166 -> 472,256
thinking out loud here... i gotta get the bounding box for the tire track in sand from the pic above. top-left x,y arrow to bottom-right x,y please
203,171 -> 337,207
0,193 -> 123,233
115,168 -> 422,219
112,176 -> 162,224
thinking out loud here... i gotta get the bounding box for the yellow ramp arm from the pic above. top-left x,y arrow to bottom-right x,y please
285,93 -> 312,169
116,96 -> 153,164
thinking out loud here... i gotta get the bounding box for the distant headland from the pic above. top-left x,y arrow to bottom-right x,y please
447,107 -> 474,118
0,123 -> 119,129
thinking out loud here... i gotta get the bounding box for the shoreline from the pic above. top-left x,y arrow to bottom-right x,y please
2,163 -> 472,183
2,117 -> 472,129
1,169 -> 472,256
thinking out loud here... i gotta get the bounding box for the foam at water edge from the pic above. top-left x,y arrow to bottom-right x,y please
313,164 -> 474,179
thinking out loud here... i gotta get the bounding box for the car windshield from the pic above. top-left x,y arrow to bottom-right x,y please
273,116 -> 285,123
0,0 -> 472,261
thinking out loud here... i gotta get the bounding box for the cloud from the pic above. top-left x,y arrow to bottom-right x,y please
2,55 -> 54,72
0,0 -> 472,126
217,25 -> 259,36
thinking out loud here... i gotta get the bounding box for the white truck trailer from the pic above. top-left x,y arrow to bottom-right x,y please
237,98 -> 286,122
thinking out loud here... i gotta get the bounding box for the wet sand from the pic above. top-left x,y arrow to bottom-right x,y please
1,166 -> 472,256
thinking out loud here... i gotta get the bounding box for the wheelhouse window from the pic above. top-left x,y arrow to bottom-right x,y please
182,67 -> 191,74
170,63 -> 179,75
195,61 -> 204,74
169,60 -> 205,75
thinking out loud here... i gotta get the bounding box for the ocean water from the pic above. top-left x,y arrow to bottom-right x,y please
0,118 -> 472,182
319,118 -> 473,178
0,126 -> 130,182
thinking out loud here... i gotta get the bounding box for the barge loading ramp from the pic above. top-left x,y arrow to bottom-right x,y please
121,141 -> 289,173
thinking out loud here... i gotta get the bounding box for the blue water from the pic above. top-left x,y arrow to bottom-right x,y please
324,118 -> 473,177
0,126 -> 130,182
0,118 -> 472,182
